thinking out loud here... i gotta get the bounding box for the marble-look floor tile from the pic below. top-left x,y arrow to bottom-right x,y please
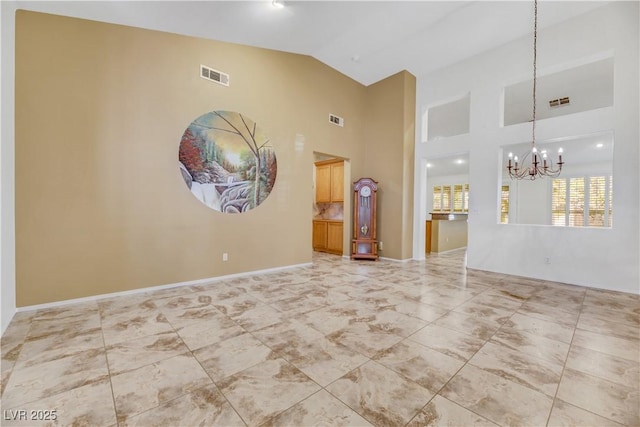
441,364 -> 553,426
453,299 -> 514,324
583,289 -> 640,315
2,348 -> 109,409
490,326 -> 570,366
326,322 -> 404,358
469,341 -> 563,396
263,389 -> 373,427
105,331 -> 190,375
110,352 -> 212,423
419,288 -> 476,310
547,398 -> 624,427
157,294 -> 222,328
467,290 -> 526,311
100,302 -> 173,346
195,284 -> 247,302
556,368 -> 639,426
270,294 -> 329,316
384,295 -> 450,322
194,333 -> 275,382
212,295 -> 285,331
26,313 -> 102,342
565,345 -> 639,389
295,304 -> 377,335
121,384 -> 246,427
16,328 -> 103,369
517,301 -> 580,327
2,378 -> 116,427
434,311 -> 502,341
217,358 -> 320,426
576,314 -> 640,341
326,361 -> 433,426
252,319 -> 368,386
174,310 -> 245,351
571,328 -> 640,362
374,340 -> 463,393
406,395 -> 499,427
408,324 -> 485,361
503,313 -> 575,344
580,303 -> 639,327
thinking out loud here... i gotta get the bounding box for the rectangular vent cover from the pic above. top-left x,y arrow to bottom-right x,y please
549,96 -> 570,108
200,65 -> 229,86
329,114 -> 344,127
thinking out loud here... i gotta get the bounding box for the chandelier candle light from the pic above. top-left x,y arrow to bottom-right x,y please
507,0 -> 564,180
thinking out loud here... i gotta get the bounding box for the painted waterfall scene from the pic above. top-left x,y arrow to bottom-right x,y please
178,111 -> 277,213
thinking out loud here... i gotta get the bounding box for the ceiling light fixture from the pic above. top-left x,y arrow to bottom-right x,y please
271,0 -> 285,9
507,0 -> 564,180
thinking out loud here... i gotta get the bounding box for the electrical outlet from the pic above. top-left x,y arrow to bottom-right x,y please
379,241 -> 383,250
223,253 -> 228,261
544,257 -> 550,265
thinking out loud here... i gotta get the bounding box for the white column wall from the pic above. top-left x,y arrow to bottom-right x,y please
1,2 -> 17,334
413,2 -> 639,294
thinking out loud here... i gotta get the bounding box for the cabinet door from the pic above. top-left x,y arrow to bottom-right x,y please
327,222 -> 343,254
312,221 -> 328,250
315,164 -> 331,203
330,162 -> 344,202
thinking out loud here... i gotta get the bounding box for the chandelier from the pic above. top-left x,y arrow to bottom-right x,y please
507,0 -> 564,180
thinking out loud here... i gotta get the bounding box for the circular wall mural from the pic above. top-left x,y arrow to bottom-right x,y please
178,111 -> 277,213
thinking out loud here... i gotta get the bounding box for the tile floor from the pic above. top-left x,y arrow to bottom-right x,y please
1,250 -> 638,426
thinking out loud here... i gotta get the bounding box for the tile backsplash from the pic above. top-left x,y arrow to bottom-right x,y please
313,203 -> 344,220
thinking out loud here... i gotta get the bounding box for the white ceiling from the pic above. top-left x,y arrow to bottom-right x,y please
14,0 -> 610,86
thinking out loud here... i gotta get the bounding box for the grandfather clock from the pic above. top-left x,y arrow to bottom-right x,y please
351,178 -> 378,260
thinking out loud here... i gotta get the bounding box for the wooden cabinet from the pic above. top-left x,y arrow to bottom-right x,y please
315,160 -> 344,203
313,220 -> 343,255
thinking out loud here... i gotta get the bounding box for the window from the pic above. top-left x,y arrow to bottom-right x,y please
552,175 -> 612,227
433,183 -> 470,213
442,186 -> 451,212
453,184 -> 464,213
552,179 -> 567,226
500,185 -> 510,224
464,184 -> 469,213
433,186 -> 442,212
569,178 -> 585,227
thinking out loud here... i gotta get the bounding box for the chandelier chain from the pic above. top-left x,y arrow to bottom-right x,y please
532,0 -> 537,148
506,0 -> 564,180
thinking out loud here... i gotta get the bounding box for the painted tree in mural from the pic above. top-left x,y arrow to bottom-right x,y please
178,111 -> 277,213
178,128 -> 204,173
208,112 -> 269,204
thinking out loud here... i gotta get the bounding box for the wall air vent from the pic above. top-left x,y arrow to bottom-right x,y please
200,65 -> 229,86
549,96 -> 570,108
329,114 -> 344,127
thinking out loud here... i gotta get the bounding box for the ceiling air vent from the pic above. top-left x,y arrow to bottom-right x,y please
329,114 -> 344,127
200,64 -> 229,86
549,96 -> 570,108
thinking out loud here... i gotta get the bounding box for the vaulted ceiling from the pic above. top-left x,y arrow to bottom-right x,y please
14,1 -> 609,86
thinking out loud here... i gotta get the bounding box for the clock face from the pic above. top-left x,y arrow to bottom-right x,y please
360,186 -> 371,197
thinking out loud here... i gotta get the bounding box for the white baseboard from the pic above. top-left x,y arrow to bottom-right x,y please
16,262 -> 312,313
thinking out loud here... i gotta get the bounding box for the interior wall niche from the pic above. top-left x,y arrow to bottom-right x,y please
426,94 -> 470,141
503,57 -> 614,126
500,131 -> 614,227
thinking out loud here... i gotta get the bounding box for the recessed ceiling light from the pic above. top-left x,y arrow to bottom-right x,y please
272,0 -> 285,9
596,143 -> 604,148
426,163 -> 433,168
455,159 -> 464,164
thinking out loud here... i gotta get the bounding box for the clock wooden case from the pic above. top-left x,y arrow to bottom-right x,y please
351,178 -> 378,260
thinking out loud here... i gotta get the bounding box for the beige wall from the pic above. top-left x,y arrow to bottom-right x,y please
431,220 -> 468,253
363,71 -> 415,260
15,11 -> 415,306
